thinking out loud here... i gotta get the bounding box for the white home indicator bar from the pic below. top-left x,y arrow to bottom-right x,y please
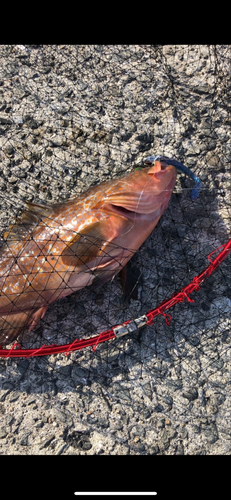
74,494 -> 157,496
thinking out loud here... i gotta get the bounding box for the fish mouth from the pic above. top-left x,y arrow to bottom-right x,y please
144,156 -> 169,168
146,159 -> 176,177
145,155 -> 201,200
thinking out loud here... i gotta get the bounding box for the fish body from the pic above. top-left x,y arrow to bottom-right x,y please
0,160 -> 177,345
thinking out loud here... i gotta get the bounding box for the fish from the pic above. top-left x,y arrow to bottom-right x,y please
0,157 -> 182,346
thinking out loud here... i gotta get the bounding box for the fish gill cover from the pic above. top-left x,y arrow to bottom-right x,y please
0,45 -> 230,456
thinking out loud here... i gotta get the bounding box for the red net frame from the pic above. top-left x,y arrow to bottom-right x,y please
1,238 -> 230,358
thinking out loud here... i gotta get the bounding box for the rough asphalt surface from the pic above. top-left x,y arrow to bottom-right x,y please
0,45 -> 230,456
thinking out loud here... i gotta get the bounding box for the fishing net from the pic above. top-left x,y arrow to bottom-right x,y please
0,45 -> 230,455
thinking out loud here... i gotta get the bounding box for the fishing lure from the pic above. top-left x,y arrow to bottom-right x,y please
144,155 -> 201,200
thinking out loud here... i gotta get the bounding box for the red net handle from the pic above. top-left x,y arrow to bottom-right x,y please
0,239 -> 230,358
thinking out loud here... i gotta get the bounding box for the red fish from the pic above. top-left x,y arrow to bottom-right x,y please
0,159 -> 177,346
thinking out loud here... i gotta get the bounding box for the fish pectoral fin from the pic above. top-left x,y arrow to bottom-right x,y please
91,259 -> 142,295
89,260 -> 121,291
0,306 -> 48,346
89,270 -> 118,291
61,215 -> 132,268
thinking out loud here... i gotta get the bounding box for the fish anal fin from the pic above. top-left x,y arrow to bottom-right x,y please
89,260 -> 121,291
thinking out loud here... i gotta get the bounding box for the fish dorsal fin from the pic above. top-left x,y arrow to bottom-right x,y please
2,201 -> 54,245
61,215 -> 132,268
26,201 -> 55,218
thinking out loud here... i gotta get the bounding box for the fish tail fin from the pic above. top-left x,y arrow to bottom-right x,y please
0,306 -> 47,346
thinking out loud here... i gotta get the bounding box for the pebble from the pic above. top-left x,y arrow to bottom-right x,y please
8,390 -> 21,403
38,434 -> 55,450
130,425 -> 146,438
65,431 -> 92,451
182,388 -> 198,402
0,114 -> 12,125
0,428 -> 7,439
19,432 -> 31,446
201,422 -> 219,444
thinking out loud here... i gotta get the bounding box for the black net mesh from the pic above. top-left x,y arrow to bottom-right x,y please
0,45 -> 230,455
